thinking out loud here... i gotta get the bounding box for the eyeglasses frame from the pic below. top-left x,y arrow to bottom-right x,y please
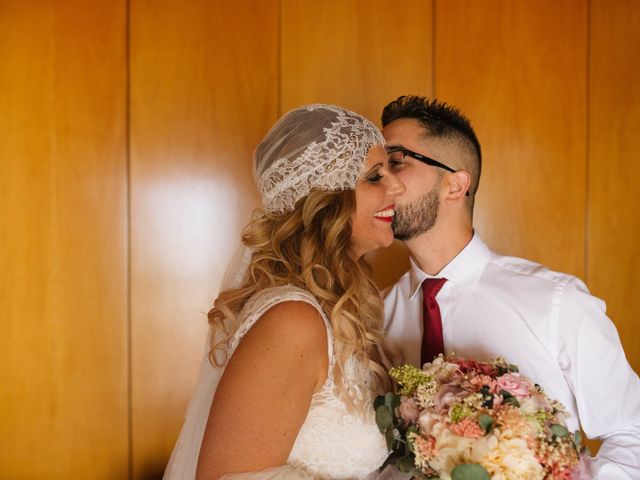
386,147 -> 470,196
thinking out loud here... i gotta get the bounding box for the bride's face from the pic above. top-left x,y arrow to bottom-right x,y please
351,145 -> 406,258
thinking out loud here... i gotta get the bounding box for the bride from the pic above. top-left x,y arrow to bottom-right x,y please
163,104 -> 405,479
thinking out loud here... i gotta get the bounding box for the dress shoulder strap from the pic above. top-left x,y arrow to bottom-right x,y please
228,285 -> 335,374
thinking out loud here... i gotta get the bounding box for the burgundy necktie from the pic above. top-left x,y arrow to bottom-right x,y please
421,278 -> 447,365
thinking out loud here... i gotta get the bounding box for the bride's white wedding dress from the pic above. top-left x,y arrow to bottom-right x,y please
163,285 -> 389,480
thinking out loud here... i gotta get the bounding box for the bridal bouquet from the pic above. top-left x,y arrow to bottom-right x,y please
375,356 -> 592,480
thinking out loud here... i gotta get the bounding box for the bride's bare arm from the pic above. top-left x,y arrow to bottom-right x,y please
196,301 -> 329,480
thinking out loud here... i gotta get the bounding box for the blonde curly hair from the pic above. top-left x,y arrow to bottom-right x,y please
208,188 -> 394,411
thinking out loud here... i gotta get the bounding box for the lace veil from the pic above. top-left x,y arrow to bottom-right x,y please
255,103 -> 385,213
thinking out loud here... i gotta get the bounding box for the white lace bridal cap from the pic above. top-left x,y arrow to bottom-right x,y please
254,104 -> 385,213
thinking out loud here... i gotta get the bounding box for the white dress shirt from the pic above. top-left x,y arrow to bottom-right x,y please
384,233 -> 640,478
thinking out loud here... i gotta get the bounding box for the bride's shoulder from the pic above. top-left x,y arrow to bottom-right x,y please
232,288 -> 330,388
249,300 -> 327,350
234,284 -> 329,343
240,285 -> 326,322
246,284 -> 320,303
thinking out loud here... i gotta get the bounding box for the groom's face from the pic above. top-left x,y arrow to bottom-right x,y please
382,118 -> 452,240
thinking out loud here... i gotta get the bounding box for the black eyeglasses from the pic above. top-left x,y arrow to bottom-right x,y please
387,147 -> 470,196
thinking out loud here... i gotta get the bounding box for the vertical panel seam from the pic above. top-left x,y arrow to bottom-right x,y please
585,0 -> 591,284
125,0 -> 133,478
277,0 -> 283,117
432,0 -> 436,96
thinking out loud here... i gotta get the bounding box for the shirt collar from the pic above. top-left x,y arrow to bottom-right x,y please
408,232 -> 491,299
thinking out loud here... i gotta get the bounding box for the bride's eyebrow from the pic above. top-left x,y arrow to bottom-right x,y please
363,163 -> 383,176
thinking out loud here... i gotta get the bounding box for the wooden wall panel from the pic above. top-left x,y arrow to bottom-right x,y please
435,0 -> 587,279
281,0 -> 434,287
0,1 -> 128,479
589,0 -> 640,374
129,1 -> 278,477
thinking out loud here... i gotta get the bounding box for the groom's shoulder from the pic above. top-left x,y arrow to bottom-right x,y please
484,251 -> 593,307
488,250 -> 575,287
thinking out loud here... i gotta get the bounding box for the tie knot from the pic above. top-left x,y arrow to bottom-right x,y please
422,277 -> 447,299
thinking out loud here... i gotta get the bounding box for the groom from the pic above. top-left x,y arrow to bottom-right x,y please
381,95 -> 640,478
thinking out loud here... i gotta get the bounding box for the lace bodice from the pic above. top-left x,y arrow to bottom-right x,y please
163,285 -> 388,480
230,286 -> 389,479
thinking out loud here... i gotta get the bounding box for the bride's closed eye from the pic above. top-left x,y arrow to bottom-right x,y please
366,172 -> 383,184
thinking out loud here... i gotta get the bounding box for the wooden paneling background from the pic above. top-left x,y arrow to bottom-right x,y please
1,1 -> 638,478
589,0 -> 640,378
435,0 -> 588,279
0,1 -> 129,479
129,1 -> 278,477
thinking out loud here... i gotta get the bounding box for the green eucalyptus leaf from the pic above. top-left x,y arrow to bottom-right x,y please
573,430 -> 583,447
384,427 -> 396,450
551,424 -> 569,438
499,390 -> 521,407
385,392 -> 401,413
374,395 -> 385,411
451,463 -> 491,480
505,397 -> 520,407
376,405 -> 393,433
478,414 -> 493,433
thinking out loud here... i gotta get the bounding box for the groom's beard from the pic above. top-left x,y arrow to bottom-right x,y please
392,187 -> 440,241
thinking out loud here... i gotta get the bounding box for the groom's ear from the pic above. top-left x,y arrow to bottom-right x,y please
444,170 -> 471,201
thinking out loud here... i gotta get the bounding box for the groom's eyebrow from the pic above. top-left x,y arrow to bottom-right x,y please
385,144 -> 404,151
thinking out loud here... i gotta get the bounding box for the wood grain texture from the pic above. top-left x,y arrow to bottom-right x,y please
435,0 -> 588,279
281,0 -> 434,288
0,1 -> 128,478
129,1 -> 278,477
589,0 -> 640,374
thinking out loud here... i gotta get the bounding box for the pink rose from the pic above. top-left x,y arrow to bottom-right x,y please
397,397 -> 420,424
434,376 -> 469,412
496,372 -> 531,398
572,453 -> 593,480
